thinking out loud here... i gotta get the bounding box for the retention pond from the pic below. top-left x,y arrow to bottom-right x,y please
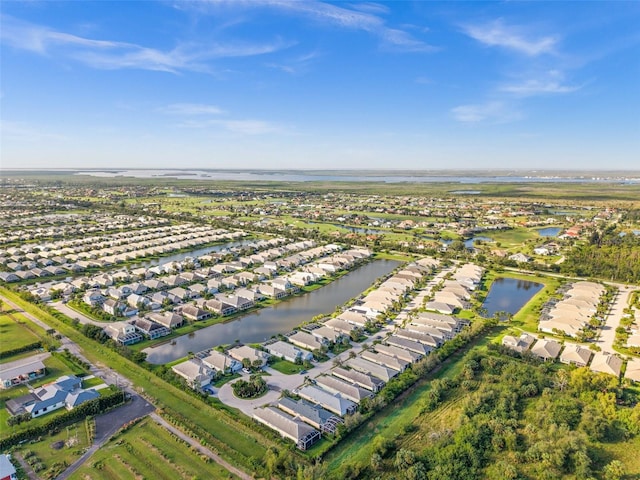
481,277 -> 543,319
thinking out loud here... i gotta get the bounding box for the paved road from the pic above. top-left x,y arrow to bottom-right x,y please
57,395 -> 156,480
150,413 -> 253,480
596,286 -> 633,354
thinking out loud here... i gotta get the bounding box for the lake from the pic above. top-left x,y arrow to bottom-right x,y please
140,239 -> 258,267
144,259 -> 401,363
481,277 -> 543,318
537,227 -> 562,237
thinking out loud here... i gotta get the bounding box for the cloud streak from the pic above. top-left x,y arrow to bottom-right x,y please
462,19 -> 558,56
451,101 -> 521,123
198,0 -> 435,52
0,14 -> 289,73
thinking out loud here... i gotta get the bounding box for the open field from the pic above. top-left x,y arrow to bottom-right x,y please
16,419 -> 90,480
0,310 -> 45,353
69,417 -> 238,480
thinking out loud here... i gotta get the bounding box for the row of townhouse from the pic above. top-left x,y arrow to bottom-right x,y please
501,333 -> 640,382
1,226 -> 245,282
425,263 -> 483,314
538,281 -> 606,337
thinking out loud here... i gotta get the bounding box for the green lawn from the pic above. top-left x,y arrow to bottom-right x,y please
69,417 -> 238,480
0,311 -> 43,353
269,358 -> 306,375
82,376 -> 107,389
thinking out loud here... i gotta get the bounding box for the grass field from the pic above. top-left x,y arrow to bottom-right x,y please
0,310 -> 43,353
69,417 -> 238,480
17,420 -> 90,479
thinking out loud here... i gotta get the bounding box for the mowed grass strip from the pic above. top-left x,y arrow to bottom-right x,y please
0,311 -> 42,352
70,418 -> 238,480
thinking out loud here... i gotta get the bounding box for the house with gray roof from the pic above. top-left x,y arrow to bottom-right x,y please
386,335 -> 433,355
314,375 -> 373,404
589,352 -> 623,377
345,357 -> 398,382
265,341 -> 313,364
277,397 -> 343,434
201,351 -> 242,374
361,350 -> 409,372
559,343 -> 593,367
5,375 -> 99,418
373,343 -> 423,363
0,355 -> 48,389
297,385 -> 357,417
171,359 -> 214,389
331,367 -> 385,392
530,338 -> 562,361
253,406 -> 321,450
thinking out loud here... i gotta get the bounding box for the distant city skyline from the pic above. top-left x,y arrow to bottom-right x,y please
1,1 -> 639,170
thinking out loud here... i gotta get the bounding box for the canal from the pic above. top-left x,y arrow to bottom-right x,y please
481,277 -> 543,319
144,259 -> 402,363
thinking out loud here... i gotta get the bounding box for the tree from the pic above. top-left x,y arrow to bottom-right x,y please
603,460 -> 625,480
394,448 -> 416,470
370,453 -> 382,471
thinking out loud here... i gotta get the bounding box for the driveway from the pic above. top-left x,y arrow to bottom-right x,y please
218,343 -> 364,416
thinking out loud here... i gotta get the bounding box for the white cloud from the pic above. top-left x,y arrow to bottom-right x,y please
175,117 -> 285,135
0,14 -> 289,73
462,19 -> 558,56
161,103 -> 225,115
198,0 -> 435,52
501,78 -> 580,96
451,101 -> 521,123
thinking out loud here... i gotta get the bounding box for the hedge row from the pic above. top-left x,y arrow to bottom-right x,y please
0,390 -> 126,450
0,341 -> 42,359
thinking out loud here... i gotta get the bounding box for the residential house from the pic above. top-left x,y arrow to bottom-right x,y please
331,367 -> 385,392
501,333 -> 535,353
360,350 -> 409,372
314,375 -> 373,404
297,385 -> 357,417
345,357 -> 398,382
624,358 -> 640,383
130,318 -> 170,339
530,339 -> 562,361
265,341 -> 313,363
253,406 -> 321,451
589,352 -> 623,377
386,335 -> 432,355
5,375 -> 99,418
373,343 -> 422,363
147,312 -> 184,329
171,359 -> 214,389
104,323 -> 143,346
181,305 -> 211,321
559,343 -> 593,367
289,331 -> 325,352
201,351 -> 242,374
277,397 -> 343,434
227,345 -> 270,367
0,355 -> 47,389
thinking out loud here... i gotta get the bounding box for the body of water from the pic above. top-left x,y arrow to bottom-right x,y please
140,239 -> 257,267
72,169 -> 640,184
481,277 -> 543,318
144,259 -> 401,363
537,227 -> 562,237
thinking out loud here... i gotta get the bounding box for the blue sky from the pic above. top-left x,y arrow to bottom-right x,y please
1,1 -> 639,170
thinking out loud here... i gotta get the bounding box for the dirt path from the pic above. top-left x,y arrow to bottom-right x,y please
13,452 -> 38,480
149,412 -> 254,480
